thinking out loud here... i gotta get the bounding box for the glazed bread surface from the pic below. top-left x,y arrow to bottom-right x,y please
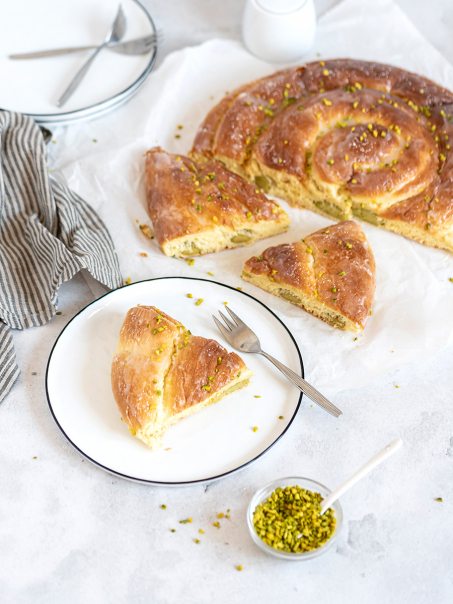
192,59 -> 453,252
242,221 -> 376,332
111,305 -> 253,450
145,147 -> 290,258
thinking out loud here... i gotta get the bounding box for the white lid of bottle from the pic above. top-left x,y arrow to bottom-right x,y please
256,0 -> 307,15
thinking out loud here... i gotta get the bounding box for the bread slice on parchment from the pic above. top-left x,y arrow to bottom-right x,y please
145,147 -> 290,258
111,305 -> 253,450
242,221 -> 376,333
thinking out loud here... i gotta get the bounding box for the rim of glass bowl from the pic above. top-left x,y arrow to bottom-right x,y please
247,476 -> 343,561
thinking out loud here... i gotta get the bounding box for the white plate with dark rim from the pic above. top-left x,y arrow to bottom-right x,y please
46,277 -> 304,485
0,0 -> 157,126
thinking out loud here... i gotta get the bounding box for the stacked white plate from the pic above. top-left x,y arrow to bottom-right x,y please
0,0 -> 157,126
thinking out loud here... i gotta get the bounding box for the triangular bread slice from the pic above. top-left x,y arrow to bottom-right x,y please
242,221 -> 376,332
145,147 -> 290,258
111,305 -> 253,450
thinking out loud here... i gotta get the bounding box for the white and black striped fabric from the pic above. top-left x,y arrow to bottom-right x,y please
0,111 -> 122,403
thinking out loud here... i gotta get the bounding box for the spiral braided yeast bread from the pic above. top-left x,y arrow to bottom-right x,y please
192,59 -> 453,252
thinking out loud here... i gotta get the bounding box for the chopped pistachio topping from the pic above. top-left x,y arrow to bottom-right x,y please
161,504 -> 167,509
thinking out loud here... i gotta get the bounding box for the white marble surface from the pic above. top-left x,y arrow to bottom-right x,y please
1,1 -> 453,602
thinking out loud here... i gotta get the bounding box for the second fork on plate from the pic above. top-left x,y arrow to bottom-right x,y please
213,306 -> 342,418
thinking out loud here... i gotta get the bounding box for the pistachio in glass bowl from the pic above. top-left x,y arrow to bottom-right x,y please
247,477 -> 343,561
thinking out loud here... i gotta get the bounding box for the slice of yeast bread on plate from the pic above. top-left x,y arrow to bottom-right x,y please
111,305 -> 253,450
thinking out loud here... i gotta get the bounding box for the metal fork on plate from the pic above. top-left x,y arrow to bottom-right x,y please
213,306 -> 342,418
56,5 -> 127,107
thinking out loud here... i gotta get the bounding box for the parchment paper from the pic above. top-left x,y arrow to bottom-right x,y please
48,0 -> 453,397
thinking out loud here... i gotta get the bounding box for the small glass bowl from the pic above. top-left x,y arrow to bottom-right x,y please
247,476 -> 343,561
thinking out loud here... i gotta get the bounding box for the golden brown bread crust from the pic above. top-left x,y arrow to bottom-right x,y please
145,147 -> 290,257
111,305 -> 251,447
192,59 -> 453,251
164,335 -> 245,413
242,221 -> 376,331
111,306 -> 183,433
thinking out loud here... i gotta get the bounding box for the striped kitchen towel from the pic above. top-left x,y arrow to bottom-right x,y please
0,111 -> 122,403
